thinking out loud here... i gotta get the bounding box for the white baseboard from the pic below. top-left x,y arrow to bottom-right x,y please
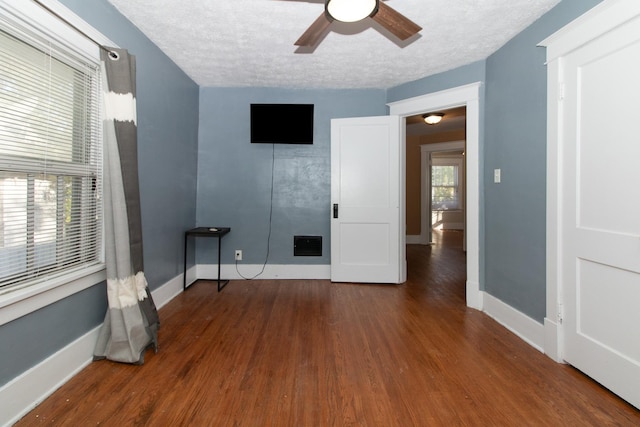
0,325 -> 100,427
198,263 -> 331,281
0,272 -> 185,427
406,235 -> 422,244
406,234 -> 431,245
482,292 -> 545,353
153,267 -> 194,309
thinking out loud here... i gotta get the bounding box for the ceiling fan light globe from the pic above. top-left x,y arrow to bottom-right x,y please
326,0 -> 378,23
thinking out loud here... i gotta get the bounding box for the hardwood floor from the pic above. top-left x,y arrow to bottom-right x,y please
17,230 -> 640,426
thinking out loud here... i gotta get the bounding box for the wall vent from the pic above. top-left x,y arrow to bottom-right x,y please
293,235 -> 322,256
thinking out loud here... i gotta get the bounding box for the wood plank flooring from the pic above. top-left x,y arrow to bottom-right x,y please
16,231 -> 640,426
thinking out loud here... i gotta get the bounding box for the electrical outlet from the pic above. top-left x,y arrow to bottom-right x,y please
234,250 -> 242,261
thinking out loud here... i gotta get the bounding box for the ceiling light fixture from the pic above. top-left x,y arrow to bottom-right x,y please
423,113 -> 444,125
325,0 -> 379,23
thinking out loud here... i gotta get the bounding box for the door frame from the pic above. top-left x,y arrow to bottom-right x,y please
540,0 -> 640,363
388,82 -> 482,310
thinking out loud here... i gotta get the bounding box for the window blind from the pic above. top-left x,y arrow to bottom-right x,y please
0,24 -> 102,293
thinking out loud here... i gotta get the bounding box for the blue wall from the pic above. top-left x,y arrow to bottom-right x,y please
483,0 -> 602,321
0,0 -> 199,387
197,87 -> 387,265
0,0 -> 606,391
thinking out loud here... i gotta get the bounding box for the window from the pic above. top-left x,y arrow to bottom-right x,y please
0,9 -> 102,295
431,157 -> 463,211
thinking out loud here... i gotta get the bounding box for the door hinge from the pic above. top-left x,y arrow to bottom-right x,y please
559,82 -> 565,101
557,303 -> 564,324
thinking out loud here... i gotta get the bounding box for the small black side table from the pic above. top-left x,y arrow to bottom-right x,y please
183,227 -> 231,292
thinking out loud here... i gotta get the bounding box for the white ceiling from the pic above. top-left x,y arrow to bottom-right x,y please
106,0 -> 560,89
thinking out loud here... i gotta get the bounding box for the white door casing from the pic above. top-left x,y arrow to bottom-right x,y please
542,0 -> 640,408
389,83 -> 482,310
330,115 -> 404,284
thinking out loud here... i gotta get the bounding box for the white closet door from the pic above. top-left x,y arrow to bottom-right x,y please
559,8 -> 640,409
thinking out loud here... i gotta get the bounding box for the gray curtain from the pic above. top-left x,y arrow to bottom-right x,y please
94,48 -> 159,364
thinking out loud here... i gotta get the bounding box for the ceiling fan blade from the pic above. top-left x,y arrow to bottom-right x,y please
295,12 -> 332,47
372,1 -> 422,41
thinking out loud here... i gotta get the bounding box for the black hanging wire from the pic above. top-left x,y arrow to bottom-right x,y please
235,144 -> 275,280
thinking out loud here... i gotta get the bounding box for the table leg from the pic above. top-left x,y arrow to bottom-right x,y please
217,235 -> 228,292
183,234 -> 188,290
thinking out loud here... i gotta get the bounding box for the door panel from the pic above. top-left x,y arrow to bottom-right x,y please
331,116 -> 402,284
562,16 -> 640,408
577,259 -> 640,361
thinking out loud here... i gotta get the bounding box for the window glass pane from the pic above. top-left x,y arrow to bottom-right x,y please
432,165 -> 459,210
0,22 -> 102,292
0,170 -> 100,286
0,172 -> 27,279
34,175 -> 57,268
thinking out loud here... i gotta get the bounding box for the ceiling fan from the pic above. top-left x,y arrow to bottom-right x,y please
295,0 -> 422,48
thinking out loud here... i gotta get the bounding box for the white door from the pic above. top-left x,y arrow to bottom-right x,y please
330,116 -> 404,283
561,12 -> 640,408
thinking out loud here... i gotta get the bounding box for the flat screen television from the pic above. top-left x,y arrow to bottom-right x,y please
250,103 -> 314,144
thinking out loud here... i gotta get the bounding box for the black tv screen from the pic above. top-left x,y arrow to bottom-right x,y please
250,104 -> 314,144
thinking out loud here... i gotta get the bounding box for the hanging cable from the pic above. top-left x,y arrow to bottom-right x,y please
235,143 -> 275,280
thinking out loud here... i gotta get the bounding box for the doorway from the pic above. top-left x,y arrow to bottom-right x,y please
388,82 -> 482,310
405,107 -> 466,247
419,139 -> 466,247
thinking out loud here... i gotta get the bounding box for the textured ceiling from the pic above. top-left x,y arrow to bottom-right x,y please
106,0 -> 560,89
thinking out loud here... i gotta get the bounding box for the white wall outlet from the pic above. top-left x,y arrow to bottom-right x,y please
234,250 -> 242,261
494,168 -> 501,183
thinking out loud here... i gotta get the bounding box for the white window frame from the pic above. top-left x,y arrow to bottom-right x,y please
431,156 -> 464,211
0,0 -> 114,326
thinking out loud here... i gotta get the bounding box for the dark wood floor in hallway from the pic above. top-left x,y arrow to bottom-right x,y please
16,231 -> 640,426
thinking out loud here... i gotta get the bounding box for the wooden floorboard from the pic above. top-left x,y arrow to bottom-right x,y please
16,230 -> 640,426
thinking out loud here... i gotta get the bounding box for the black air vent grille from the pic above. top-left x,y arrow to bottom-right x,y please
294,235 -> 322,256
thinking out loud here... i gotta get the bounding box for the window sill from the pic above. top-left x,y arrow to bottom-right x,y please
0,264 -> 106,326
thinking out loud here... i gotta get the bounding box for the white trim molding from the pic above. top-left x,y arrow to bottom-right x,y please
388,82 -> 482,310
539,0 -> 640,62
483,292 -> 545,353
0,326 -> 101,427
0,266 -> 106,327
406,235 -> 424,245
198,264 -> 332,281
